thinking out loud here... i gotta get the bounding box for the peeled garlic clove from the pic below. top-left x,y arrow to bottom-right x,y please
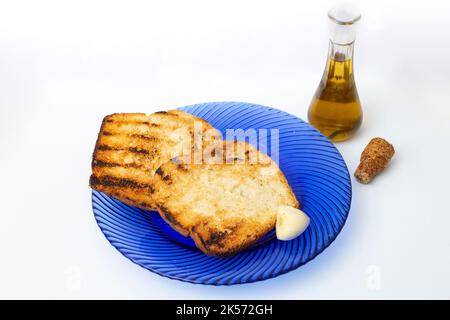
276,205 -> 310,241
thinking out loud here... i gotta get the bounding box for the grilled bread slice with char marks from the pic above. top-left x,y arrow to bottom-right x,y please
90,110 -> 219,210
152,140 -> 299,257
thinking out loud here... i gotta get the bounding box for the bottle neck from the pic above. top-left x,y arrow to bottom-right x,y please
328,41 -> 354,62
324,41 -> 355,81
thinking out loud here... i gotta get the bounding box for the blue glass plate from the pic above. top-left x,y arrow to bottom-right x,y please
92,101 -> 352,285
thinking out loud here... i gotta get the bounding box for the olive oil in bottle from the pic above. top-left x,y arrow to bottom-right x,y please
308,6 -> 362,142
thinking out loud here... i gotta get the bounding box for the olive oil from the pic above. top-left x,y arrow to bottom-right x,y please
308,5 -> 362,142
308,56 -> 362,142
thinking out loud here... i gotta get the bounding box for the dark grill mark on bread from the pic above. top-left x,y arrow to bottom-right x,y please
99,131 -> 156,141
105,119 -> 150,125
90,175 -> 150,189
155,167 -> 164,176
155,167 -> 172,183
128,147 -> 150,155
155,111 -> 167,114
93,160 -> 115,167
97,144 -> 114,151
93,160 -> 145,169
97,145 -> 150,155
205,231 -> 228,248
130,134 -> 156,141
158,205 -> 179,226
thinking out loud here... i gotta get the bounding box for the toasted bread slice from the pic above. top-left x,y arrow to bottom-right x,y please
152,141 -> 298,257
90,110 -> 219,210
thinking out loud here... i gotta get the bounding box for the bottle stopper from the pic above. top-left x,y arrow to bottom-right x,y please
354,137 -> 395,184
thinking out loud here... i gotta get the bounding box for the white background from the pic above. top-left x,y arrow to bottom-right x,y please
1,0 -> 449,299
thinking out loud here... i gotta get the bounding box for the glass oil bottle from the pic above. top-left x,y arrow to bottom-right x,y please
308,6 -> 362,142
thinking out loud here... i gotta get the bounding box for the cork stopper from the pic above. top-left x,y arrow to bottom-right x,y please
354,137 -> 395,184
